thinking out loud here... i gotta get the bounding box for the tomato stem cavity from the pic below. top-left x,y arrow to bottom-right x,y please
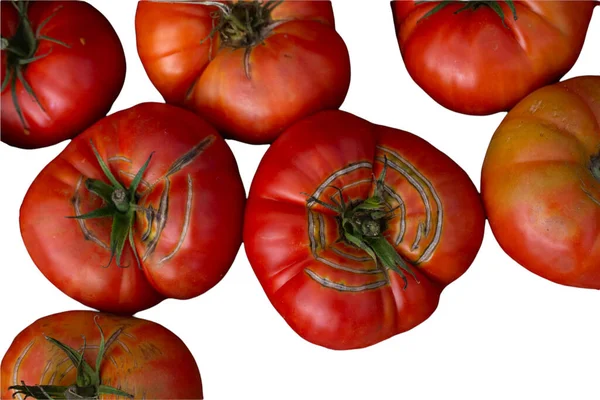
416,0 -> 517,27
66,141 -> 154,269
199,0 -> 284,78
1,1 -> 70,134
305,157 -> 419,289
8,316 -> 133,400
591,152 -> 600,182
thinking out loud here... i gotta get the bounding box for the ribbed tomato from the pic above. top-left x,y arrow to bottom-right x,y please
135,0 -> 350,144
1,311 -> 203,399
391,1 -> 597,115
482,76 -> 600,288
244,110 -> 485,350
1,1 -> 126,148
20,103 -> 245,314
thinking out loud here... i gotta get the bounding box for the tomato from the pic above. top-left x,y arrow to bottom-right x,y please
135,0 -> 350,144
243,110 -> 485,350
391,1 -> 597,115
482,76 -> 600,289
1,310 -> 203,399
1,1 -> 126,149
20,103 -> 246,314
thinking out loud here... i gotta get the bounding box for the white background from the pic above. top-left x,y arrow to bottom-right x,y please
1,1 -> 599,399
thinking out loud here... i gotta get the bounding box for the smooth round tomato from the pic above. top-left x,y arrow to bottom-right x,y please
1,1 -> 126,149
1,310 -> 203,399
135,0 -> 350,144
391,1 -> 597,115
482,76 -> 600,289
20,103 -> 246,314
243,110 -> 485,350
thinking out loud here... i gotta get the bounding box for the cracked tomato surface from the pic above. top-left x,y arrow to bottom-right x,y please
135,0 -> 350,144
391,0 -> 597,115
482,76 -> 600,289
19,103 -> 245,314
244,110 -> 485,350
1,1 -> 126,149
1,310 -> 203,399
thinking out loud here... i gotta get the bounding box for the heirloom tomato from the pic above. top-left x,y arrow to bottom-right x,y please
1,311 -> 203,399
1,1 -> 126,149
135,0 -> 351,144
244,110 -> 485,350
482,76 -> 600,289
391,1 -> 597,115
20,103 -> 245,314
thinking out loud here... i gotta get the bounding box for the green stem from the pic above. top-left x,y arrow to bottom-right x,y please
111,189 -> 130,213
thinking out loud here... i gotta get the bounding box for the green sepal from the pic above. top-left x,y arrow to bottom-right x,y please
7,383 -> 69,399
365,236 -> 420,289
89,142 -> 124,190
98,385 -> 134,398
106,210 -> 135,268
43,336 -> 98,388
129,152 -> 154,198
66,205 -> 115,220
85,178 -> 115,203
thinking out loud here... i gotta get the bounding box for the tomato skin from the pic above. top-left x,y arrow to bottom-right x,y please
244,110 -> 485,349
1,1 -> 126,149
135,0 -> 351,144
19,103 -> 246,314
391,1 -> 597,115
1,310 -> 203,399
482,76 -> 600,288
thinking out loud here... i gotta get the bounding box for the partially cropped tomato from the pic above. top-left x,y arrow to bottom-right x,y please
1,310 -> 203,399
482,76 -> 600,288
1,1 -> 126,149
20,103 -> 245,314
244,110 -> 485,350
135,0 -> 350,145
391,1 -> 597,115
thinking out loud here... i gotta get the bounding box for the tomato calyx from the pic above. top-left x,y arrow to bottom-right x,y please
416,0 -> 518,27
1,1 -> 70,134
306,158 -> 419,289
8,317 -> 133,400
199,0 -> 284,78
66,141 -> 154,269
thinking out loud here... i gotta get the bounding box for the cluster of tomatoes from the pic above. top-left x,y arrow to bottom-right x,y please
1,1 -> 599,399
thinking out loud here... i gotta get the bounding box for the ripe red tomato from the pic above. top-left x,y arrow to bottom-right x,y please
244,110 -> 485,350
20,103 -> 246,314
135,0 -> 350,144
391,1 -> 597,115
482,76 -> 600,289
1,310 -> 203,399
1,1 -> 126,149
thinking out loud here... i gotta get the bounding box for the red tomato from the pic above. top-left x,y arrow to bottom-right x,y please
1,310 -> 203,399
243,110 -> 485,350
20,103 -> 246,314
1,1 -> 126,149
135,0 -> 350,144
482,76 -> 600,288
391,1 -> 597,115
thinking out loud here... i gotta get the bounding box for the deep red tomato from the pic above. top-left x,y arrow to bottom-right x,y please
1,310 -> 203,399
482,76 -> 600,289
391,1 -> 597,115
20,103 -> 246,314
243,110 -> 485,350
1,1 -> 126,149
135,0 -> 351,144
